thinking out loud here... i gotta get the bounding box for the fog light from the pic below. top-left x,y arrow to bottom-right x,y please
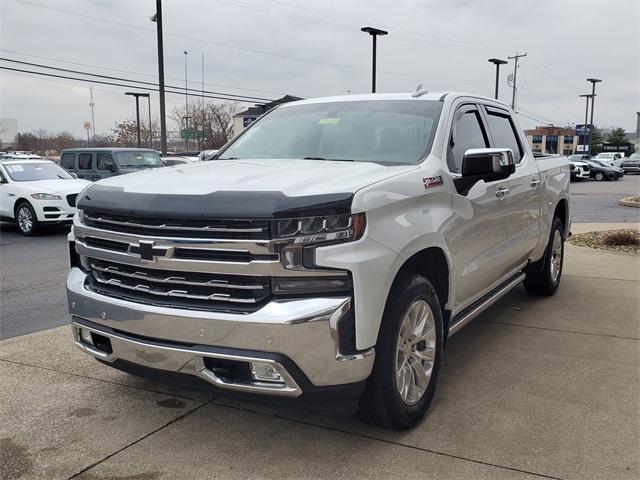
78,328 -> 93,345
250,362 -> 284,383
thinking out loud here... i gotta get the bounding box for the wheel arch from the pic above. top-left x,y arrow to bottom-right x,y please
13,197 -> 31,218
390,246 -> 451,337
554,198 -> 569,239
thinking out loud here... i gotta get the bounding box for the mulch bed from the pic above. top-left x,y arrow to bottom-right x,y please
568,229 -> 640,254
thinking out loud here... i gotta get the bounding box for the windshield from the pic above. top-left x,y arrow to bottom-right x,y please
114,151 -> 163,167
588,160 -> 607,168
629,153 -> 640,160
219,100 -> 443,165
596,153 -> 613,158
3,162 -> 73,181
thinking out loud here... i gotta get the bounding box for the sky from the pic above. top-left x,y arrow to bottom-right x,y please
0,0 -> 638,139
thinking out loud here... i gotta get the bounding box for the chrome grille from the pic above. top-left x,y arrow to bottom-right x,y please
83,210 -> 270,239
86,258 -> 271,309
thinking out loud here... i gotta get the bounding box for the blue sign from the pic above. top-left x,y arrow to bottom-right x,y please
243,117 -> 258,128
575,124 -> 592,136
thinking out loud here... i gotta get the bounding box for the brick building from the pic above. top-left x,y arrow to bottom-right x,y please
524,126 -> 577,155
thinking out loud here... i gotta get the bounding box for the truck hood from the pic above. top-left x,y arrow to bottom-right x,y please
98,159 -> 415,196
79,159 -> 416,219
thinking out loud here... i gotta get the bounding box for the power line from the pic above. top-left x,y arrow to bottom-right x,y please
0,48 -> 293,97
0,57 -> 273,102
0,65 -> 273,103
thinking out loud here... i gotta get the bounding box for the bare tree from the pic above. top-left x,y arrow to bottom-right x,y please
170,100 -> 239,150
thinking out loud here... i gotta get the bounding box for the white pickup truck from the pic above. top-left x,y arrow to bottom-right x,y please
67,91 -> 570,429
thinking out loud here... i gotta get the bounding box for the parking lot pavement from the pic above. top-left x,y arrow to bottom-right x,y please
1,233 -> 638,480
570,174 -> 640,223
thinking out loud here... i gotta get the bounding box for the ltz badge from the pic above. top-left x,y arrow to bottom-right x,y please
423,176 -> 443,188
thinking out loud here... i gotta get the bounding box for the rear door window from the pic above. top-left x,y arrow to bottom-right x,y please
484,108 -> 523,163
97,153 -> 114,170
78,153 -> 93,170
60,152 -> 75,170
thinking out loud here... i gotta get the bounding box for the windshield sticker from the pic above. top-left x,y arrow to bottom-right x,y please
318,118 -> 340,125
6,165 -> 24,172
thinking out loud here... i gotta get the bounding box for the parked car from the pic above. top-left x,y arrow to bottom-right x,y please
67,91 -> 570,429
0,158 -> 90,235
60,148 -> 164,181
569,159 -> 590,181
594,152 -> 623,167
586,160 -> 623,181
620,153 -> 640,174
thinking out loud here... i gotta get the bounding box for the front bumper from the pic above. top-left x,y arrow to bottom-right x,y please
32,199 -> 76,223
67,268 -> 375,398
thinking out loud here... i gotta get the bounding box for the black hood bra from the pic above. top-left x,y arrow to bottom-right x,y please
77,184 -> 354,219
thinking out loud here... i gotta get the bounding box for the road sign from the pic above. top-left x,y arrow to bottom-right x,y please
575,124 -> 592,136
83,121 -> 92,130
180,129 -> 198,140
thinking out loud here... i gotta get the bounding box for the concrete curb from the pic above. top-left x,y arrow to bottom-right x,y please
618,197 -> 640,208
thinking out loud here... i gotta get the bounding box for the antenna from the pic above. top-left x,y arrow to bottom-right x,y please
411,83 -> 429,97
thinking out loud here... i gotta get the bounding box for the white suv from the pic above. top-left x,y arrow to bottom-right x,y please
0,159 -> 90,235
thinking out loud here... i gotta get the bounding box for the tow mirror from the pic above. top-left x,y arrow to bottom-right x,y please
455,148 -> 515,196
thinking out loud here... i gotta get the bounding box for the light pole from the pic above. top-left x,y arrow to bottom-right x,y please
151,0 -> 167,154
488,58 -> 507,100
579,94 -> 594,155
361,27 -> 388,93
147,94 -> 152,148
184,50 -> 189,150
586,78 -> 602,156
125,92 -> 149,148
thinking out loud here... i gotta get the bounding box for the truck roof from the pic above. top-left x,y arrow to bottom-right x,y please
60,147 -> 159,152
285,91 -> 512,109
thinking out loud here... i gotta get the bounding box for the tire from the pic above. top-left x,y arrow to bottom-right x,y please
524,217 -> 564,296
594,171 -> 605,181
15,201 -> 40,236
358,273 -> 444,430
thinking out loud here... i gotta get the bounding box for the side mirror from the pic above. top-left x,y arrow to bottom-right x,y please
454,148 -> 515,196
461,148 -> 515,180
70,172 -> 78,179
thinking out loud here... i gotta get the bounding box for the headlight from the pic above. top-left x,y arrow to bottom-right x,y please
76,208 -> 85,224
31,193 -> 62,200
272,213 -> 366,245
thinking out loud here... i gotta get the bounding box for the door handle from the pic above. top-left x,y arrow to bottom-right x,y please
495,187 -> 510,199
530,178 -> 541,188
7,193 -> 15,197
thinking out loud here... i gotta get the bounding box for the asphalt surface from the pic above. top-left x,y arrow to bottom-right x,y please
0,176 -> 638,340
1,237 -> 638,480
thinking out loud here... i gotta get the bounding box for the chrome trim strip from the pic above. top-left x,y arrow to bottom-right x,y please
75,239 -> 340,277
92,271 -> 258,304
84,213 -> 266,233
448,273 -> 525,336
90,261 -> 265,290
71,322 -> 301,397
74,223 -> 274,254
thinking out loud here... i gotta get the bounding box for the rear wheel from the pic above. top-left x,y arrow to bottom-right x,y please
524,217 -> 564,296
358,273 -> 443,429
15,202 -> 40,236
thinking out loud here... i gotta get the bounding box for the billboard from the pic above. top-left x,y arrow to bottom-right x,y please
575,124 -> 592,136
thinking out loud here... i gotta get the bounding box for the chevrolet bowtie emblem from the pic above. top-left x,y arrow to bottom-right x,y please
128,240 -> 170,261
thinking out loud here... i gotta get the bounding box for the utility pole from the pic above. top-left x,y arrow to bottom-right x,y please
147,94 -> 152,148
125,92 -> 149,148
579,94 -> 594,154
507,52 -> 527,110
201,52 -> 205,151
361,27 -> 388,93
89,86 -> 96,144
151,0 -> 167,154
586,78 -> 602,156
488,58 -> 507,100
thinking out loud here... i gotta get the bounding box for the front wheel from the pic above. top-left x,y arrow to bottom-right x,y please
358,273 -> 443,429
524,217 -> 564,296
594,171 -> 605,181
15,202 -> 40,236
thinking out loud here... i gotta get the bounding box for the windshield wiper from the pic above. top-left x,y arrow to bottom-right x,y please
218,157 -> 239,160
303,156 -> 354,162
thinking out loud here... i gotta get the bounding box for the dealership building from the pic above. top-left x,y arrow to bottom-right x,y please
524,126 -> 578,155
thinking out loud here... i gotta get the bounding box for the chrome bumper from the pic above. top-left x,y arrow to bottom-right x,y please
67,268 -> 374,396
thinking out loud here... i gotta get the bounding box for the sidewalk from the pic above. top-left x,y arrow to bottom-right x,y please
1,232 -> 639,480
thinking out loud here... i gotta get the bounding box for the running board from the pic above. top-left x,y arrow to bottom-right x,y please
448,273 -> 526,337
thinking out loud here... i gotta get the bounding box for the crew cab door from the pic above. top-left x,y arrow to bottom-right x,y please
481,105 -> 542,267
77,152 -> 95,181
446,104 -> 515,307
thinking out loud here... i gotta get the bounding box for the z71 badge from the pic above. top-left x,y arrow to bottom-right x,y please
423,176 -> 443,188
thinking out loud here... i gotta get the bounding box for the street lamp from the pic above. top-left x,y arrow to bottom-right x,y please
361,26 -> 388,93
586,78 -> 602,155
125,92 -> 150,148
579,94 -> 594,155
151,0 -> 167,154
488,58 -> 508,100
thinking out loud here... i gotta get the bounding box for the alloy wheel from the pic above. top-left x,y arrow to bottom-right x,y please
550,229 -> 563,283
17,206 -> 33,233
